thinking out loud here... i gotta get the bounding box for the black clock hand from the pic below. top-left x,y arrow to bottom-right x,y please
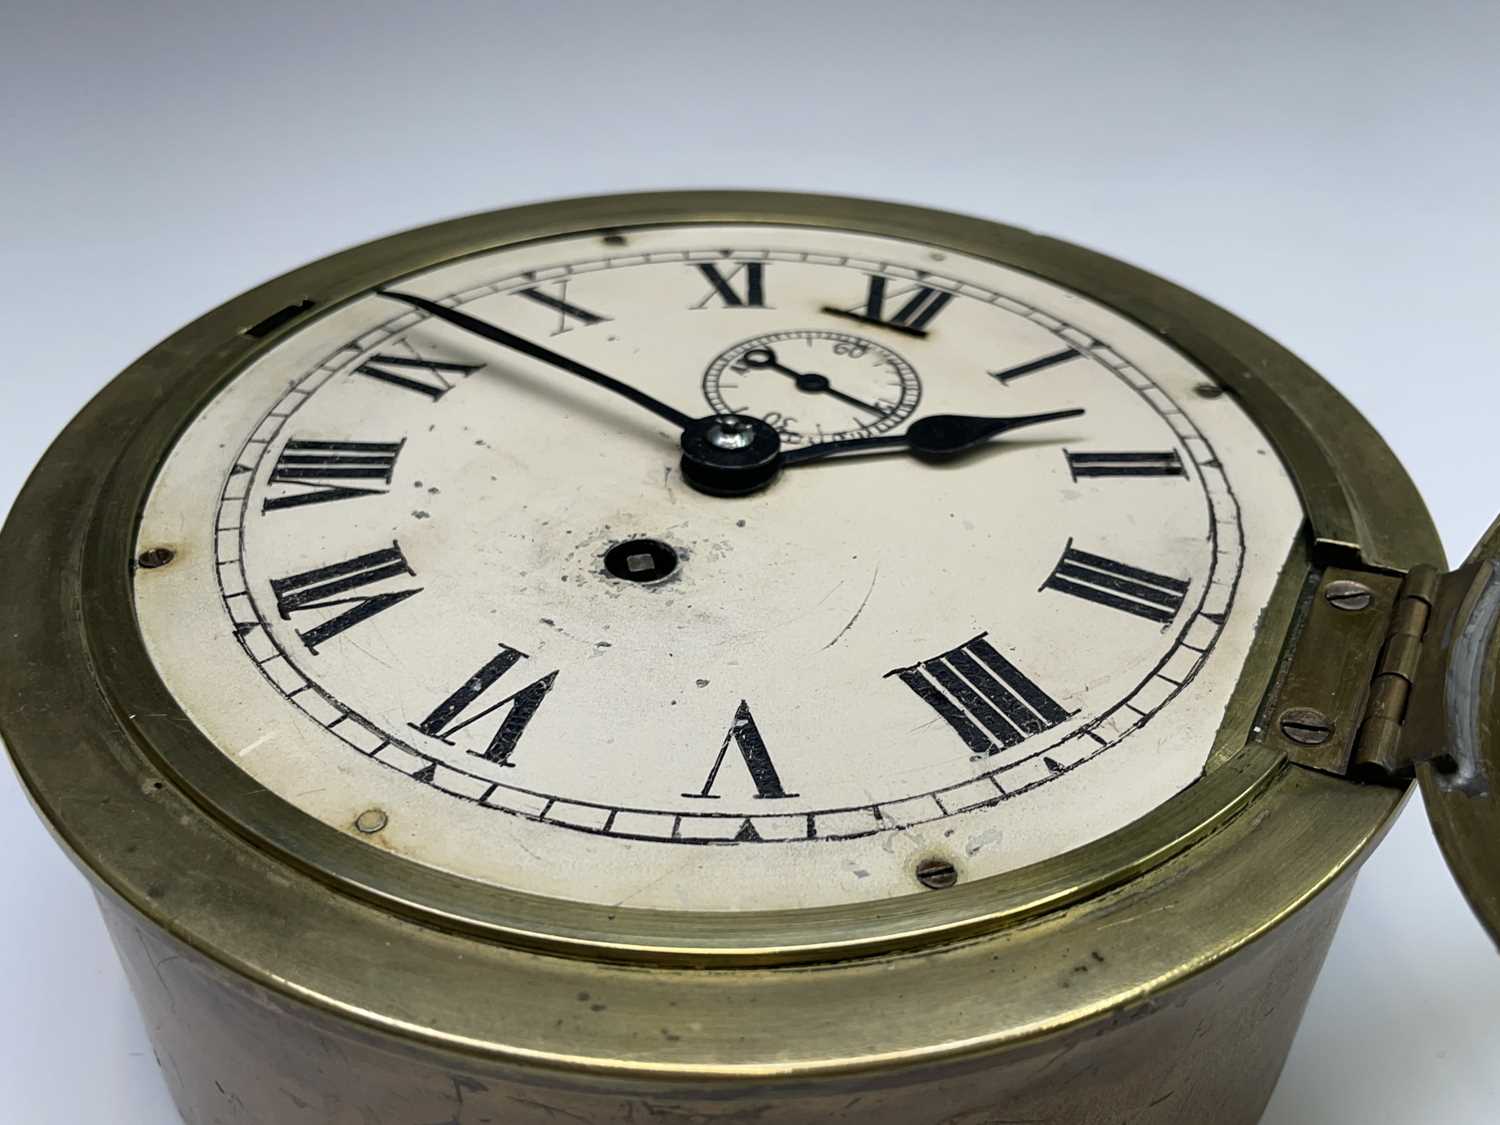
783,409 -> 1085,467
739,346 -> 887,418
376,289 -> 696,430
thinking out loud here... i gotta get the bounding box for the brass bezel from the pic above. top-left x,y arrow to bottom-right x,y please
0,192 -> 1443,1076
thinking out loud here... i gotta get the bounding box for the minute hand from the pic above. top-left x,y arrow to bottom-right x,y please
377,290 -> 696,430
783,409 -> 1085,467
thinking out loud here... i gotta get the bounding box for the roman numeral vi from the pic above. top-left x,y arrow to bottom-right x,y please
412,645 -> 557,766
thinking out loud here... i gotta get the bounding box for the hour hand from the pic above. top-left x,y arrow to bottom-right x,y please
376,289 -> 696,430
783,409 -> 1085,467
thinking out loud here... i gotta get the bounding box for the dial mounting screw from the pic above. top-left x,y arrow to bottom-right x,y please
354,808 -> 389,834
915,857 -> 959,890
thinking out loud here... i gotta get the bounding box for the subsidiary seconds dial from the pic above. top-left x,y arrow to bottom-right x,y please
132,222 -> 1303,912
702,329 -> 922,446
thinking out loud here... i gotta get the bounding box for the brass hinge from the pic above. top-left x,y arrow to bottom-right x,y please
1349,565 -> 1440,778
1263,563 -> 1444,782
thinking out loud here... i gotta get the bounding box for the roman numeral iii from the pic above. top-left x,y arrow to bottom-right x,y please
1066,450 -> 1185,479
693,262 -> 767,309
270,543 -> 421,653
263,439 -> 404,512
824,275 -> 954,336
888,634 -> 1071,757
355,353 -> 483,400
412,644 -> 557,766
1042,542 -> 1189,624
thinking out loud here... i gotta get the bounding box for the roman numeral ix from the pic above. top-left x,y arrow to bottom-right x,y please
684,700 -> 796,800
889,634 -> 1072,757
356,352 -> 483,401
270,543 -> 421,653
823,275 -> 953,337
1066,450 -> 1186,479
263,439 -> 404,512
412,644 -> 557,766
1042,542 -> 1189,624
692,262 -> 767,309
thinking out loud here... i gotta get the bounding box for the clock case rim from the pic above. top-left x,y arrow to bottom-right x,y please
0,191 -> 1442,1073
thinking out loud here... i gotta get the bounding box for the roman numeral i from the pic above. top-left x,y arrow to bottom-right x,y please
888,634 -> 1071,757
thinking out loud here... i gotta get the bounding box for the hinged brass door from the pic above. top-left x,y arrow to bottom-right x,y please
1401,516 -> 1500,946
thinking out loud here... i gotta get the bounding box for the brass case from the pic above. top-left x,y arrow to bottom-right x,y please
0,192 -> 1445,1123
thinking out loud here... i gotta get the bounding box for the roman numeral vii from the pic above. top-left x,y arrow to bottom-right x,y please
270,543 -> 421,653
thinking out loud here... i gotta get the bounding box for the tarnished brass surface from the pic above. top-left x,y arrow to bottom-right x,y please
1408,516 -> 1500,943
102,876 -> 1355,1124
0,193 -> 1447,1121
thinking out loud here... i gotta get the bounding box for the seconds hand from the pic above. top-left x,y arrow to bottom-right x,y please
376,289 -> 696,430
738,345 -> 888,418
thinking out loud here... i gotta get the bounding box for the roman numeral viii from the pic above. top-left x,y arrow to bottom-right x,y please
1042,542 -> 1189,624
263,439 -> 404,512
889,635 -> 1071,757
412,645 -> 557,766
693,262 -> 767,308
356,353 -> 483,400
515,281 -> 609,335
824,275 -> 954,337
270,543 -> 421,653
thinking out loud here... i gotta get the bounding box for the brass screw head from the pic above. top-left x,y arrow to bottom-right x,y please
354,808 -> 388,834
1325,579 -> 1374,612
915,857 -> 959,890
1279,707 -> 1335,746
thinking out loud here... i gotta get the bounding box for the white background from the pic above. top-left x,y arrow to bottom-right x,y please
1,2 -> 1496,1121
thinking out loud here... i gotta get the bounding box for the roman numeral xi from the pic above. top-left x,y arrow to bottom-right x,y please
263,439 -> 403,512
270,543 -> 421,653
412,645 -> 558,767
1042,542 -> 1189,624
889,635 -> 1072,757
693,262 -> 767,309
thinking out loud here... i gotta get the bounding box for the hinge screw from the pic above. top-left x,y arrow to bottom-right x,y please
1279,707 -> 1335,746
1325,579 -> 1374,612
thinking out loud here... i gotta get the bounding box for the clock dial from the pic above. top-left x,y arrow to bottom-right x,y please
134,222 -> 1304,911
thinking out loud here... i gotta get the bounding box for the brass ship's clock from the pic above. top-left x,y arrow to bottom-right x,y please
2,192 -> 1495,1124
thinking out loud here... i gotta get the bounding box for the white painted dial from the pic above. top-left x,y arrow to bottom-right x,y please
134,221 -> 1304,911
